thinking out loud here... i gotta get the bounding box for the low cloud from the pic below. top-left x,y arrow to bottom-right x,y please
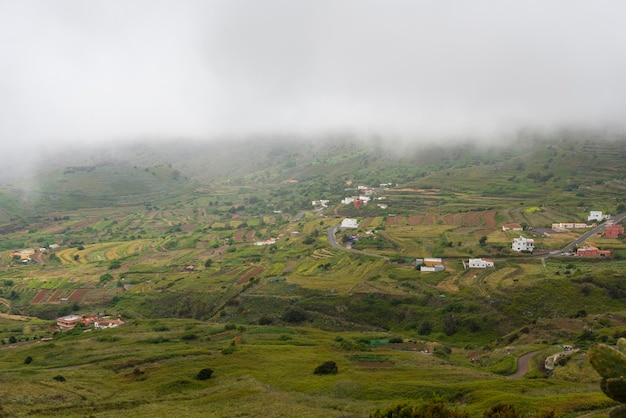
1,0 -> 626,152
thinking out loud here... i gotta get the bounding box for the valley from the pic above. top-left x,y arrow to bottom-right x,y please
0,134 -> 625,417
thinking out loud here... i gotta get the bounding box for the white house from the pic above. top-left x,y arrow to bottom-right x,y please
312,200 -> 329,207
588,211 -> 603,222
341,218 -> 359,229
512,236 -> 534,252
341,197 -> 355,205
588,211 -> 610,222
468,258 -> 495,268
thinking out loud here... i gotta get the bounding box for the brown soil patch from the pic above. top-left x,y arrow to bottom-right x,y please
30,251 -> 44,264
464,212 -> 481,227
68,289 -> 89,302
48,289 -> 67,302
232,230 -> 245,243
245,230 -> 256,242
407,215 -> 423,226
236,266 -> 264,284
483,210 -> 497,229
31,290 -> 51,304
385,216 -> 398,226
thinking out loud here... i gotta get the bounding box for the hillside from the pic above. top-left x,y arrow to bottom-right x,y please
0,131 -> 625,416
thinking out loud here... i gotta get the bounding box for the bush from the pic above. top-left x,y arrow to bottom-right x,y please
284,308 -> 308,323
371,401 -> 469,418
258,315 -> 273,325
483,404 -> 521,418
195,368 -> 213,380
314,361 -> 338,375
24,356 -> 33,364
52,375 -> 66,382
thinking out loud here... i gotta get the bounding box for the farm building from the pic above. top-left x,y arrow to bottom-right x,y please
604,224 -> 624,239
57,314 -> 83,331
423,257 -> 443,267
577,245 -> 611,258
468,258 -> 495,268
551,222 -> 588,231
512,236 -> 534,252
340,218 -> 359,229
94,318 -> 125,329
420,265 -> 444,272
416,257 -> 444,272
502,223 -> 523,231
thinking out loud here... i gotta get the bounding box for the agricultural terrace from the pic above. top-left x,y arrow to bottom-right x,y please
55,240 -> 152,264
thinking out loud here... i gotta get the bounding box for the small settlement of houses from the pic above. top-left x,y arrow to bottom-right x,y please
57,314 -> 124,331
509,210 -> 623,257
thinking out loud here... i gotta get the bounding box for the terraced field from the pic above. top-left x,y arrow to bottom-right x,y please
56,240 -> 152,264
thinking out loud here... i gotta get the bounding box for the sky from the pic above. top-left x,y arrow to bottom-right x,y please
2,0 -> 626,154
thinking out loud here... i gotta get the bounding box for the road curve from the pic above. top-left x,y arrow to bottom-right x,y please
327,226 -> 388,259
506,351 -> 540,379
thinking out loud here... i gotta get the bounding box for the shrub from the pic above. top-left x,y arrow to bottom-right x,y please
195,368 -> 213,380
483,403 -> 521,418
258,315 -> 273,325
52,375 -> 66,382
284,308 -> 308,323
24,356 -> 33,364
314,361 -> 338,375
371,400 -> 470,418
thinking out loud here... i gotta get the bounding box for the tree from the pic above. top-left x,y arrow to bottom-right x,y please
195,368 -> 214,380
479,236 -> 488,246
24,356 -> 33,364
204,258 -> 213,268
418,321 -> 433,335
314,361 -> 338,375
283,308 -> 307,323
8,335 -> 17,344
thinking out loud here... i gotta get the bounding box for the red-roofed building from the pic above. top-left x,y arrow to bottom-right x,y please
577,245 -> 611,258
605,224 -> 624,239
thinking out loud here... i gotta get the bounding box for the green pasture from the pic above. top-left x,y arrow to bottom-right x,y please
0,319 -> 615,417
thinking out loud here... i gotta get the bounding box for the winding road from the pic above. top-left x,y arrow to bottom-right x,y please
506,351 -> 539,379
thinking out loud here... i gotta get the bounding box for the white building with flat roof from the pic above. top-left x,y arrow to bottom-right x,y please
468,258 -> 495,268
340,218 -> 359,229
512,236 -> 534,252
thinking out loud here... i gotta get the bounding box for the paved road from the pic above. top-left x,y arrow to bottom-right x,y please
558,211 -> 626,253
326,211 -> 626,261
327,226 -> 388,259
506,350 -> 540,379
